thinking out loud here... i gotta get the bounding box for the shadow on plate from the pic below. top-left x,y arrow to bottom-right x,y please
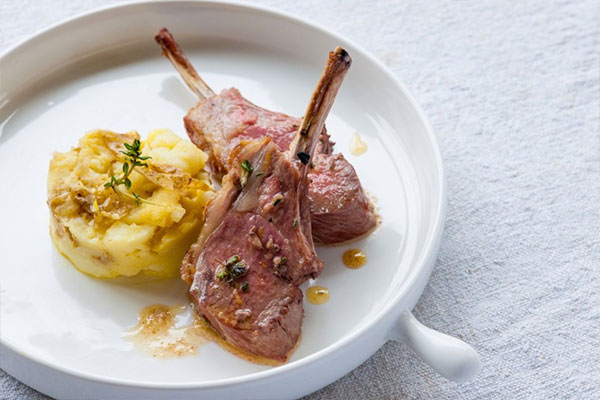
50,243 -> 189,327
158,76 -> 198,111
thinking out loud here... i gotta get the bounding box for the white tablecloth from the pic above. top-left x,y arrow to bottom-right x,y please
1,0 -> 599,398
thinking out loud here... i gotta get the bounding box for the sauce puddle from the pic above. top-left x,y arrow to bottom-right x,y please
125,304 -> 284,365
306,286 -> 330,305
124,304 -> 206,358
342,249 -> 368,269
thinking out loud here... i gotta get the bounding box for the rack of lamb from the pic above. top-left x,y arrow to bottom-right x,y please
155,28 -> 377,244
180,46 -> 352,361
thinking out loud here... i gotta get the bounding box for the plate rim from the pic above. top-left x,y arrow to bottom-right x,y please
0,0 -> 447,390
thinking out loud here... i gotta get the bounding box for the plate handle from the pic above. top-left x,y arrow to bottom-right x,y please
388,311 -> 481,382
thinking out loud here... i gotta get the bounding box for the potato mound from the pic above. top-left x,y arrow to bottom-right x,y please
47,129 -> 214,278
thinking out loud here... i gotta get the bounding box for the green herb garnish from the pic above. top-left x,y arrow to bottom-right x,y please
273,198 -> 282,206
293,218 -> 298,228
226,255 -> 240,266
241,160 -> 253,173
230,263 -> 247,279
216,268 -> 228,280
216,255 -> 248,286
104,139 -> 151,205
240,160 -> 254,187
255,172 -> 264,177
241,282 -> 249,292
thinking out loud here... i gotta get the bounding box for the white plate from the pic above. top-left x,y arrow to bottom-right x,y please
0,1 -> 479,398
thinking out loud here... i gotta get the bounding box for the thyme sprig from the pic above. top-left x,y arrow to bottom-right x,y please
104,139 -> 151,205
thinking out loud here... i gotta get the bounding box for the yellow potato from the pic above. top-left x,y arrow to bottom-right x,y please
47,129 -> 214,278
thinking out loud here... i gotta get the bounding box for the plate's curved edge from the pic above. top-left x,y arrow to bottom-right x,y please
0,0 -> 447,391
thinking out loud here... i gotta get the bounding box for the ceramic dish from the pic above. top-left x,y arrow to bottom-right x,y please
0,1 -> 480,398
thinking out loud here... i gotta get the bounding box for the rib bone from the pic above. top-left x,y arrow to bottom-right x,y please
154,28 -> 215,100
289,47 -> 351,174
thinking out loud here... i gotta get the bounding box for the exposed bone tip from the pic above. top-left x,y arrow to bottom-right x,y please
332,46 -> 352,66
154,27 -> 172,45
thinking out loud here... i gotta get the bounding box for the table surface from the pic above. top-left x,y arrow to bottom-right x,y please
1,0 -> 599,399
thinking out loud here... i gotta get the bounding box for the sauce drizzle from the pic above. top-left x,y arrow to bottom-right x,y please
343,249 -> 367,269
306,286 -> 330,305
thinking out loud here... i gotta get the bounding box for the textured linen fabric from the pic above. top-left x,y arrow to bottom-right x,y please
1,0 -> 599,399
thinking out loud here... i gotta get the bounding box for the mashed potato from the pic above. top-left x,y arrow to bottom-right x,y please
47,129 -> 214,278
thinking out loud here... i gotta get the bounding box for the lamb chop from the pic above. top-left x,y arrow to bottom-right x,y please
155,28 -> 377,244
180,47 -> 352,361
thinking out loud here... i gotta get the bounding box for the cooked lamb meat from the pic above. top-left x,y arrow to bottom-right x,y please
183,88 -> 334,178
155,28 -> 377,244
308,153 -> 376,242
180,47 -> 351,361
